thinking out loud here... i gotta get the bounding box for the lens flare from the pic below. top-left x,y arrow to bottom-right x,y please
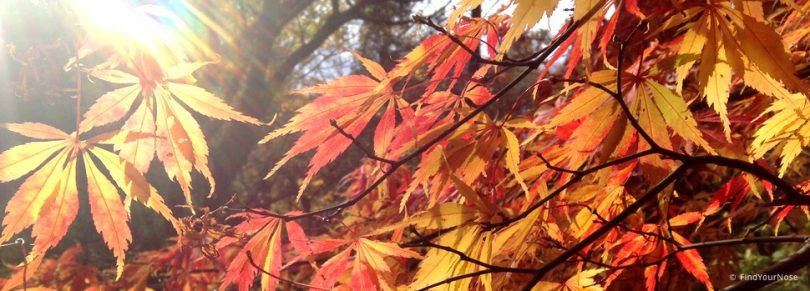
67,0 -> 210,67
70,0 -> 162,53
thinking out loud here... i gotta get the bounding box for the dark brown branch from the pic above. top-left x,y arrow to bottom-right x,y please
667,153 -> 810,205
246,251 -> 331,290
271,0 -> 373,83
681,236 -> 809,251
401,229 -> 536,274
520,165 -> 689,290
487,149 -> 655,229
536,152 -> 582,174
412,16 -> 526,67
419,165 -> 689,291
329,119 -> 397,164
416,269 -> 511,291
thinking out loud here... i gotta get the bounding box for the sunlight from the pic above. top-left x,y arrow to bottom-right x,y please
70,0 -> 164,55
68,0 -> 224,68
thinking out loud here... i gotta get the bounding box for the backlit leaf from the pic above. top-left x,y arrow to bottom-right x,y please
2,123 -> 69,140
30,157 -> 79,255
644,80 -> 714,153
0,150 -> 70,243
168,83 -> 263,125
0,140 -> 68,183
498,0 -> 558,57
80,85 -> 141,133
502,127 -> 530,196
673,232 -> 713,290
83,154 -> 132,278
90,147 -> 180,232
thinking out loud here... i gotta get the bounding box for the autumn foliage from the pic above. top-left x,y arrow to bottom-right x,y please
3,0 -> 810,290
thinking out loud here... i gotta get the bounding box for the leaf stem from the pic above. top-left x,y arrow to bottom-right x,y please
75,40 -> 82,142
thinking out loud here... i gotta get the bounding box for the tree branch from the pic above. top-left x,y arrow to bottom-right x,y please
246,251 -> 331,291
401,228 -> 536,274
330,119 -> 397,164
487,149 -> 655,229
521,165 -> 689,290
270,0 -> 373,83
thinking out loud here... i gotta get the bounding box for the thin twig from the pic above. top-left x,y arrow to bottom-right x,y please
330,119 -> 397,164
537,152 -> 581,174
401,228 -> 535,274
75,39 -> 82,141
487,149 -> 655,229
246,251 -> 330,291
416,269 -> 512,291
520,165 -> 690,290
412,16 -> 527,67
17,238 -> 27,291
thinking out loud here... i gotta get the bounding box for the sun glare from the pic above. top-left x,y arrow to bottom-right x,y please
69,0 -> 175,58
68,0 -> 219,67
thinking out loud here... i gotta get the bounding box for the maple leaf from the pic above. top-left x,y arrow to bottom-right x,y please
83,153 -> 132,277
375,202 -> 480,236
262,54 -> 408,199
446,0 -> 485,29
501,127 -> 530,197
218,213 -> 283,291
0,123 -> 181,282
604,213 -> 708,289
643,80 -> 713,151
498,0 -> 559,58
703,175 -> 750,216
643,264 -> 666,291
115,99 -> 156,173
494,201 -> 555,262
83,60 -> 262,206
673,1 -> 810,138
309,238 -> 421,290
547,71 -> 616,127
751,93 -> 810,176
536,0 -> 612,81
672,232 -> 714,290
549,70 -> 714,171
218,211 -> 314,291
571,0 -> 608,75
449,174 -> 497,216
393,18 -> 493,97
412,226 -> 493,290
87,146 -> 181,232
397,112 -> 510,210
0,123 -> 76,252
